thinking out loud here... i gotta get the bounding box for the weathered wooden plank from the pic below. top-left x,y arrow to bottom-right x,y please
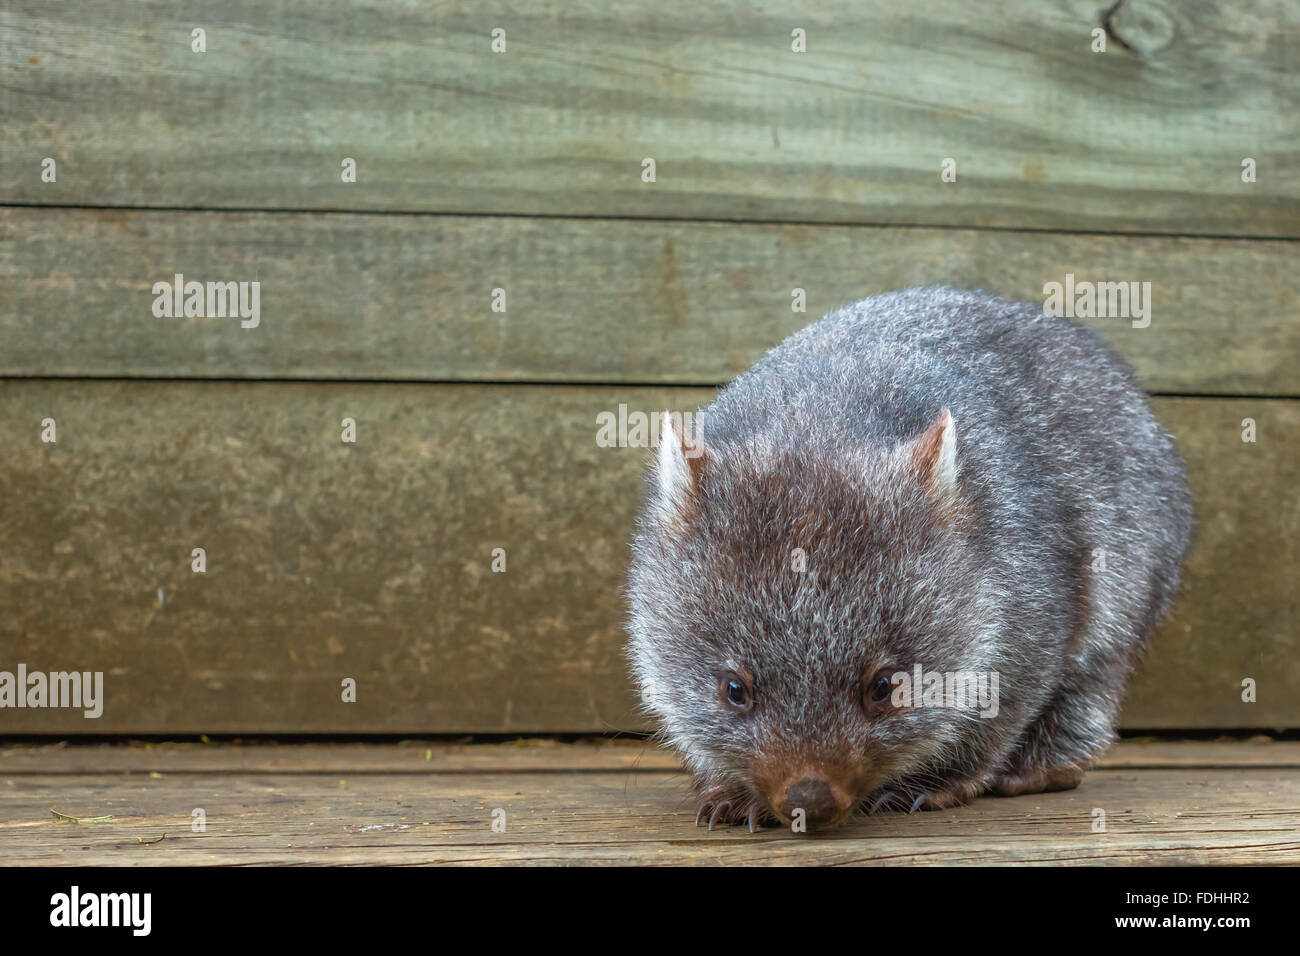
2,759 -> 1297,864
0,739 -> 683,774
4,208 -> 1297,395
3,739 -> 1297,775
0,384 -> 1294,732
3,1 -> 1298,234
0,382 -> 692,735
1096,739 -> 1300,769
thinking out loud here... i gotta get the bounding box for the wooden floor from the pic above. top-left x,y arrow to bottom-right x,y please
2,739 -> 1298,865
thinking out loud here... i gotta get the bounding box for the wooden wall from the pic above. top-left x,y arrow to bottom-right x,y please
2,1 -> 1297,733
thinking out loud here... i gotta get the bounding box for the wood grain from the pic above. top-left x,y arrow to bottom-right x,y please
4,207 -> 1297,395
0,382 -> 1294,732
4,1 -> 1298,234
1,743 -> 1296,865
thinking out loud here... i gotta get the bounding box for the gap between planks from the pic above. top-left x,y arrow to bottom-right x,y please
3,739 -> 1299,774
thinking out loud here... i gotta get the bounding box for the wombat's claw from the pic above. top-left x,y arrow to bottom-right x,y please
694,795 -> 763,831
868,782 -> 979,814
867,790 -> 901,814
694,800 -> 732,830
707,801 -> 731,830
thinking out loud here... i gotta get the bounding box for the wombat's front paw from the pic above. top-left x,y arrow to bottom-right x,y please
693,785 -> 766,831
989,764 -> 1084,797
867,777 -> 987,814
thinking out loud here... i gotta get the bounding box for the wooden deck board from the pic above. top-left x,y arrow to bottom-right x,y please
5,1 -> 1298,235
5,208 -> 1296,396
2,741 -> 1297,865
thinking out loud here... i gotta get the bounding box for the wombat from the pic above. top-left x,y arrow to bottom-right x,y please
625,286 -> 1193,831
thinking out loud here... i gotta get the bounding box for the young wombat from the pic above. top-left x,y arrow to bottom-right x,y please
625,286 -> 1193,831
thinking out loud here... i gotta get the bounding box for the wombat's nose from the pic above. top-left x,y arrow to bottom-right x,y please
781,776 -> 845,829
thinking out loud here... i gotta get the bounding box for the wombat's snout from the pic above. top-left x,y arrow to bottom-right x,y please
776,775 -> 854,829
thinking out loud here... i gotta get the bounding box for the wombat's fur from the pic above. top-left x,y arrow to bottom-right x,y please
626,286 -> 1193,831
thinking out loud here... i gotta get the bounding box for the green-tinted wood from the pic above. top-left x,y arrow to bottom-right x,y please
3,1 -> 1298,234
0,383 -> 1294,732
3,208 -> 1296,395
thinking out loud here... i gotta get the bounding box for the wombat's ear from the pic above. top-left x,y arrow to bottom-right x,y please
902,408 -> 958,495
655,411 -> 705,524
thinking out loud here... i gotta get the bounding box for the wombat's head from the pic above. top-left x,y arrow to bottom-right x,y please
626,408 -> 1002,829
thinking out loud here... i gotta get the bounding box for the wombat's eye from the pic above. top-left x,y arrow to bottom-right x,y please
870,674 -> 892,702
718,671 -> 753,713
862,670 -> 895,712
